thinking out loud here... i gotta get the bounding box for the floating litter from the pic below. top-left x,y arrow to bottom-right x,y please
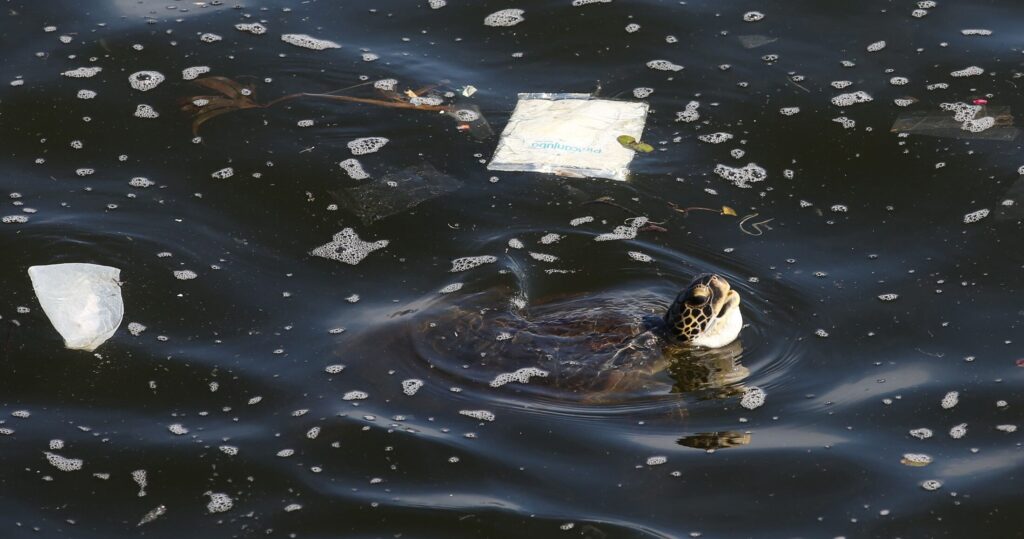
487,93 -> 648,181
28,263 -> 123,351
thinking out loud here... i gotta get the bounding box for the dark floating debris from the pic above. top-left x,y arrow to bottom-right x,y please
330,163 -> 463,225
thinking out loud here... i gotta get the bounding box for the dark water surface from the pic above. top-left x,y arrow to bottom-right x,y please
1,0 -> 1022,537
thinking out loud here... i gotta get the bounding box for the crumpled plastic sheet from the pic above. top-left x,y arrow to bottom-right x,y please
28,263 -> 124,352
891,106 -> 1018,140
330,163 -> 463,224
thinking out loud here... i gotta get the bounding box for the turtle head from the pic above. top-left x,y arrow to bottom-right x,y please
665,273 -> 742,348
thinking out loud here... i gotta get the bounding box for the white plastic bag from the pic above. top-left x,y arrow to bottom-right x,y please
487,93 -> 649,181
28,263 -> 124,351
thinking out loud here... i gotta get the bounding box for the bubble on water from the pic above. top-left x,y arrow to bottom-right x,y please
949,423 -> 967,439
76,89 -> 96,99
362,52 -> 379,62
277,449 -> 294,457
496,332 -> 513,341
961,28 -> 991,36
128,71 -> 165,92
450,255 -> 497,272
429,0 -> 447,8
343,390 -> 368,400
740,386 -> 766,409
284,503 -> 303,512
281,33 -> 341,50
889,76 -> 909,86
77,168 -> 95,177
460,410 -> 496,421
927,83 -> 949,91
950,66 -> 983,78
182,66 -> 210,80
647,59 -> 683,71
508,238 -> 525,249
137,505 -> 166,526
832,117 -> 856,129
410,95 -> 443,106
779,107 -> 800,116
374,78 -> 397,91
918,1 -> 937,7
901,453 -> 933,466
921,479 -> 942,491
248,396 -> 263,405
132,469 -> 148,496
127,322 -> 146,336
11,410 -> 29,418
714,163 -> 767,188
129,177 -> 154,188
168,423 -> 189,435
402,379 -> 424,395
912,9 -> 928,17
0,428 -> 12,435
484,9 -> 525,27
743,11 -> 764,22
439,283 -> 463,294
529,252 -> 558,263
996,424 -> 1017,433
347,137 -> 388,155
325,362 -> 347,373
207,492 -> 233,513
310,228 -> 389,265
490,367 -> 548,387
570,216 -> 594,226
338,158 -> 369,180
200,33 -> 222,43
49,439 -> 64,450
894,98 -> 915,107
633,87 -> 653,99
134,104 -> 159,119
453,109 -> 480,122
235,22 -> 266,35
961,117 -> 994,133
866,40 -> 886,52
676,100 -> 700,122
624,23 -> 640,33
877,293 -> 899,301
628,251 -> 653,262
3,215 -> 29,224
62,67 -> 102,78
940,102 -> 980,122
962,209 -> 989,224
173,270 -> 197,280
831,91 -> 873,107
297,119 -> 314,128
45,452 -> 83,471
698,132 -> 733,144
219,445 -> 238,455
595,216 -> 648,241
913,428 -> 937,442
831,80 -> 853,89
572,0 -> 611,5
941,391 -> 959,409
815,329 -> 829,338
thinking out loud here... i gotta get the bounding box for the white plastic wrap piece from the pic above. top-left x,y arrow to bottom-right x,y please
28,263 -> 124,351
487,93 -> 649,181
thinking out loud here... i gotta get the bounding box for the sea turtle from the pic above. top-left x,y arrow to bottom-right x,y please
416,273 -> 749,402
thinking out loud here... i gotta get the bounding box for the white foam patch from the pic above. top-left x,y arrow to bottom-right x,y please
343,390 -> 368,400
698,132 -> 733,144
453,109 -> 480,122
484,9 -> 525,27
307,426 -> 320,439
921,479 -> 942,491
743,11 -> 764,22
182,66 -> 210,80
281,33 -> 340,50
949,423 -> 967,439
77,89 -> 96,99
173,270 -> 197,280
200,33 -> 222,43
963,209 -> 989,224
866,40 -> 886,52
628,251 -> 653,262
529,252 -> 558,262
572,0 -> 611,5
310,228 -> 389,265
831,81 -> 853,89
128,71 -> 164,92
429,0 -> 447,8
129,177 -> 154,188
339,158 -> 369,180
207,492 -> 233,513
996,424 -> 1018,433
633,87 -> 653,99
450,255 -> 497,272
676,101 -> 700,122
401,379 -> 424,395
210,167 -> 234,180
961,28 -> 992,36
45,452 -> 83,471
538,233 -> 561,244
890,76 -> 909,86
62,67 -> 102,78
347,137 -> 388,155
297,119 -> 314,127
646,59 -> 683,71
941,391 -> 959,409
439,283 -> 463,294
961,117 -> 994,133
374,78 -> 397,91
740,386 -> 766,409
714,163 -> 767,188
570,216 -> 594,226
325,364 -> 345,374
508,238 -> 524,249
646,455 -> 668,465
902,453 -> 933,465
833,117 -> 856,129
779,107 -> 800,116
235,23 -> 267,35
489,367 -> 548,387
132,469 -> 148,496
168,423 -> 189,435
219,445 -> 238,455
877,293 -> 898,301
831,91 -> 873,107
459,409 -> 496,421
133,104 -> 159,119
595,216 -> 648,241
277,449 -> 294,457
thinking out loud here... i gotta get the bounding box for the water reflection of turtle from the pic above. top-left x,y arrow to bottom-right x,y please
418,274 -> 749,402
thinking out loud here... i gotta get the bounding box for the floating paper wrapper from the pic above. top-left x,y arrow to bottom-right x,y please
28,263 -> 124,351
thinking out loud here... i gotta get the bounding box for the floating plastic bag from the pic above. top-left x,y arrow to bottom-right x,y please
28,263 -> 124,351
487,93 -> 649,181
330,163 -> 463,224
